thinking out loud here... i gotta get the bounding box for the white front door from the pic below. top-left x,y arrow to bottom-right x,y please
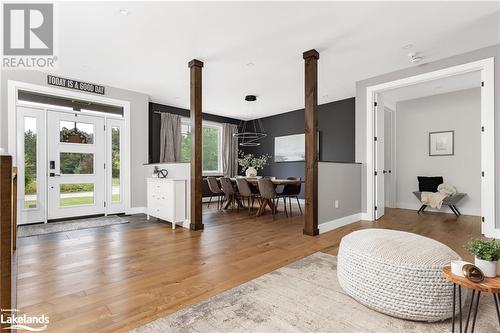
47,111 -> 105,220
374,94 -> 385,219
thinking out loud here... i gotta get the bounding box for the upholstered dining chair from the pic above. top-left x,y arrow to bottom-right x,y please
278,177 -> 303,216
219,177 -> 239,211
236,178 -> 260,215
257,178 -> 284,219
206,177 -> 224,210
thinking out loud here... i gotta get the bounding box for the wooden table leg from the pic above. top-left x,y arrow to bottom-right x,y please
223,194 -> 233,210
256,199 -> 269,217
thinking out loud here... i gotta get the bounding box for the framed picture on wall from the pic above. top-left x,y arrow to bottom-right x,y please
275,134 -> 305,162
429,130 -> 454,156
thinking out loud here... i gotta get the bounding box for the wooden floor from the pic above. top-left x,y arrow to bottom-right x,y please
16,206 -> 480,333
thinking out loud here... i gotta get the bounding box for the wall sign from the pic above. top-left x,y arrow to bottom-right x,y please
47,75 -> 105,95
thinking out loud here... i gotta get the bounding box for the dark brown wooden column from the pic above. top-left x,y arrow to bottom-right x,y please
303,49 -> 319,236
189,59 -> 204,230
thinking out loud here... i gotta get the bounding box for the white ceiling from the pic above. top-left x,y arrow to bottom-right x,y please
382,71 -> 482,110
52,1 -> 500,120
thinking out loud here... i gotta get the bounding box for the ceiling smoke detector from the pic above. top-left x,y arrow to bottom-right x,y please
408,52 -> 423,63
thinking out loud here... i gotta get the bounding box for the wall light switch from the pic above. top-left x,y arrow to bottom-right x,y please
335,200 -> 339,208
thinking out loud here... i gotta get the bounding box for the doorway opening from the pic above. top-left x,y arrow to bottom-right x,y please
365,58 -> 495,237
13,87 -> 129,225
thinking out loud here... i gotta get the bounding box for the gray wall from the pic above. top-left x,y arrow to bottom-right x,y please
0,70 -> 150,208
355,44 -> 500,227
395,88 -> 481,215
318,162 -> 361,225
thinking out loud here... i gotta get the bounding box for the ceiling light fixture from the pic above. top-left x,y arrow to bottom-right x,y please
233,95 -> 267,146
119,9 -> 130,16
246,62 -> 255,67
408,52 -> 423,63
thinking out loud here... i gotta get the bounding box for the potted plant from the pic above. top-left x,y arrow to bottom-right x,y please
465,239 -> 500,277
238,151 -> 271,177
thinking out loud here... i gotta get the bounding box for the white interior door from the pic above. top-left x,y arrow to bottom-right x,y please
374,94 -> 385,219
384,108 -> 396,208
16,106 -> 46,224
47,111 -> 105,220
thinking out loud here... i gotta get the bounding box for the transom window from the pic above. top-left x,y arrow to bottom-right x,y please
180,118 -> 223,175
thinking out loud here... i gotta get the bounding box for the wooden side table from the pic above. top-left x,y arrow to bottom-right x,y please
443,266 -> 500,332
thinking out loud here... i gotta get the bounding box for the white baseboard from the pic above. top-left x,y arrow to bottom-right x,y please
319,213 -> 363,234
397,202 -> 480,217
360,212 -> 372,221
127,206 -> 145,215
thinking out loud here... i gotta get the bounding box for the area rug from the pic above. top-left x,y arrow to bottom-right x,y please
17,215 -> 129,237
130,252 -> 498,333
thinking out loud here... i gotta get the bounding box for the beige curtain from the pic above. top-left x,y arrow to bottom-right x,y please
159,113 -> 181,162
222,123 -> 239,177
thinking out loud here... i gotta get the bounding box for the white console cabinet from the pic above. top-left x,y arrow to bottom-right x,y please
146,178 -> 186,229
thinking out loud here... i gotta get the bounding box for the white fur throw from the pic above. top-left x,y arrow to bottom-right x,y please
337,229 -> 461,322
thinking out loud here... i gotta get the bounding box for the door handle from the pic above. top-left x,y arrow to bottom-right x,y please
49,173 -> 61,177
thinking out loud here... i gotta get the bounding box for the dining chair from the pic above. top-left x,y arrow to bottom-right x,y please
236,178 -> 260,215
206,177 -> 224,210
278,177 -> 303,216
219,177 -> 239,211
257,178 -> 284,219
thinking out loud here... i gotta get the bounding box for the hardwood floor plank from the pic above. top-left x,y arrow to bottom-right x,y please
16,206 -> 480,332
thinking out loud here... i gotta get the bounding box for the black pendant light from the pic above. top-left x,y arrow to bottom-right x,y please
233,95 -> 267,146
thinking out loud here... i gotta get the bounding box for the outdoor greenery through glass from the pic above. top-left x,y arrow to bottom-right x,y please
59,121 -> 94,144
60,183 -> 94,206
111,127 -> 120,202
180,122 -> 221,173
60,152 -> 94,174
24,117 -> 37,209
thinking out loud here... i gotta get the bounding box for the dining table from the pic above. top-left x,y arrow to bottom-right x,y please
218,177 -> 305,216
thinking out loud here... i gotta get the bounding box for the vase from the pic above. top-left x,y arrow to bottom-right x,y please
474,257 -> 497,277
245,167 -> 257,177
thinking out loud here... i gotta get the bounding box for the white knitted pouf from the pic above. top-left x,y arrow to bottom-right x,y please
337,229 -> 461,322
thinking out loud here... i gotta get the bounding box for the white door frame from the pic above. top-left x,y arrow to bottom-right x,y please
365,58 -> 495,237
7,80 -> 131,222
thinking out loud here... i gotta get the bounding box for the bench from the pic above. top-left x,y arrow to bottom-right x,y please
412,191 -> 466,216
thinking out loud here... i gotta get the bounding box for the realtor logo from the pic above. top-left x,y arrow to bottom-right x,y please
3,3 -> 53,55
2,3 -> 56,68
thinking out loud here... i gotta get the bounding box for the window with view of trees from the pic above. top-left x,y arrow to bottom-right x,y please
180,119 -> 222,174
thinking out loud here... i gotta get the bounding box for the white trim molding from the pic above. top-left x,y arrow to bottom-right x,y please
319,213 -> 363,234
364,58 -> 496,237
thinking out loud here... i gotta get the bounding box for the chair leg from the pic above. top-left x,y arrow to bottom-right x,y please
272,199 -> 276,220
208,196 -> 212,208
283,197 -> 288,217
248,197 -> 251,215
288,197 -> 293,217
296,197 -> 303,215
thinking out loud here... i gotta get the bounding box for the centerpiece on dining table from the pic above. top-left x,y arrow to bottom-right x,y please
238,151 -> 271,177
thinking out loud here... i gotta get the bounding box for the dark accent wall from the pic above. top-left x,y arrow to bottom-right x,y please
148,98 -> 355,198
241,97 -> 355,197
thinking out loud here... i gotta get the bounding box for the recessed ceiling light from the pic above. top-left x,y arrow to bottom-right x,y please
119,9 -> 130,16
407,52 -> 423,63
402,44 -> 413,50
246,62 -> 255,67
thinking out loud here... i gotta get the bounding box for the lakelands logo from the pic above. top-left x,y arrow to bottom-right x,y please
2,3 -> 57,68
1,309 -> 49,331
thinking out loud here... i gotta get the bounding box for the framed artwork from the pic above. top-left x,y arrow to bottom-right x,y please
429,130 -> 454,156
274,133 -> 305,162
